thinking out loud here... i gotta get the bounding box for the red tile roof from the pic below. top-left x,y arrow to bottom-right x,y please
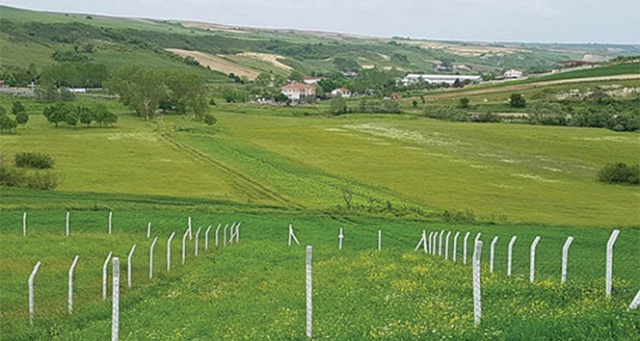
281,82 -> 316,90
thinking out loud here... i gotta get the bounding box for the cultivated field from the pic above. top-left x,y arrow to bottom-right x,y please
165,49 -> 260,80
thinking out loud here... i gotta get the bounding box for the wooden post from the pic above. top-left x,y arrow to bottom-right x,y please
149,237 -> 158,279
490,236 -> 498,273
530,236 -> 541,283
306,245 -> 313,339
561,236 -> 574,284
606,230 -> 620,297
463,232 -> 470,265
507,236 -> 517,277
112,257 -> 120,341
127,244 -> 136,289
452,231 -> 460,262
167,232 -> 176,273
102,252 -> 113,300
472,240 -> 483,326
28,261 -> 42,325
68,255 -> 80,314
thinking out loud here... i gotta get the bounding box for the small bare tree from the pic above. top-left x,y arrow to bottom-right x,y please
342,187 -> 353,209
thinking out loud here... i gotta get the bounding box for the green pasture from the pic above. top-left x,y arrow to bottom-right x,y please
1,94 -> 639,226
0,207 -> 638,340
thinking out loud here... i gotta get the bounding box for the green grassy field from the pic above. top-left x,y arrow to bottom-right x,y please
0,205 -> 638,340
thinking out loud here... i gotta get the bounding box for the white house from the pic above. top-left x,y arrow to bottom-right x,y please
503,69 -> 524,79
280,82 -> 316,101
401,74 -> 482,86
303,76 -> 325,85
330,87 -> 352,98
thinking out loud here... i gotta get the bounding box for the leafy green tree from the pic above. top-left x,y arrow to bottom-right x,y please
509,93 -> 526,108
288,70 -> 304,82
12,101 -> 25,116
203,113 -> 217,126
105,66 -> 166,120
43,103 -> 70,127
0,115 -> 17,133
165,71 -> 209,121
459,97 -> 470,109
330,96 -> 348,115
77,106 -> 94,126
15,112 -> 29,127
598,163 -> 639,185
65,110 -> 79,127
0,106 -> 6,116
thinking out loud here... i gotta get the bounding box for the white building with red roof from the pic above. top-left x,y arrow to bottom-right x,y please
281,82 -> 316,101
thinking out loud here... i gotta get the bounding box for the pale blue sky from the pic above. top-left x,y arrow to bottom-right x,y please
2,0 -> 639,44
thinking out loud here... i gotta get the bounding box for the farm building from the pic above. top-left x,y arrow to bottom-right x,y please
303,76 -> 325,85
280,82 -> 316,101
502,68 -> 524,79
330,87 -> 352,98
401,74 -> 482,86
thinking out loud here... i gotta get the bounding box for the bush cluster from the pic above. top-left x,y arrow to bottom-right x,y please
14,152 -> 55,169
598,163 -> 639,185
0,153 -> 61,190
43,103 -> 117,127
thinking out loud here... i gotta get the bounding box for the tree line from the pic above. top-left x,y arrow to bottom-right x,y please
43,103 -> 117,128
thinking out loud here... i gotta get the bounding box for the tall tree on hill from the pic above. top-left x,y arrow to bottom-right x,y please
105,66 -> 166,120
165,71 -> 209,121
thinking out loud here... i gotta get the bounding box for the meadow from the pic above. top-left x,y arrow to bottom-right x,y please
1,92 -> 639,339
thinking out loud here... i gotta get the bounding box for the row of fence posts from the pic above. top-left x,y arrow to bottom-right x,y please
26,218 -> 241,341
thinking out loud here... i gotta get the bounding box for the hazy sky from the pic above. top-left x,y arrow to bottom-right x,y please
3,0 -> 639,44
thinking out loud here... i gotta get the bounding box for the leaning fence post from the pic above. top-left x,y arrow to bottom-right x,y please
427,231 -> 434,254
507,236 -> 517,277
23,212 -> 27,236
530,236 -> 541,283
182,229 -> 189,265
561,236 -> 574,284
167,232 -> 176,273
630,289 -> 640,309
453,231 -> 460,262
415,230 -> 426,252
112,257 -> 120,341
606,230 -> 620,297
205,225 -> 213,251
473,240 -> 483,326
438,229 -> 445,256
463,232 -> 471,265
306,245 -> 313,339
28,261 -> 42,325
68,255 -> 80,314
127,244 -> 136,289
490,236 -> 498,273
236,222 -> 241,243
102,252 -> 113,300
445,231 -> 452,260
149,237 -> 158,279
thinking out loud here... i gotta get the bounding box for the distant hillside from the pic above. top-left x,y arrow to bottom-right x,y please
1,5 -> 639,85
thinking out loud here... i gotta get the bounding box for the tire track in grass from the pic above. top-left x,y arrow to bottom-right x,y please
160,133 -> 304,209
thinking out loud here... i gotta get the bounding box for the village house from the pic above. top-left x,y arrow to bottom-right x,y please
502,68 -> 524,79
303,76 -> 325,85
280,82 -> 316,101
401,74 -> 482,86
330,87 -> 352,98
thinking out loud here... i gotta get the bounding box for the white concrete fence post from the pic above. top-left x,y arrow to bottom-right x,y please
438,229 -> 445,256
507,236 -> 517,277
205,225 -> 213,251
288,224 -> 300,246
167,232 -> 176,273
606,229 -> 620,297
432,231 -> 439,255
415,230 -> 426,252
561,236 -> 574,284
66,210 -> 70,236
215,224 -> 222,249
28,261 -> 42,325
112,257 -> 120,341
490,237 -> 498,273
68,255 -> 80,314
463,232 -> 470,265
530,236 -> 541,283
182,229 -> 189,265
378,230 -> 382,251
147,222 -> 151,238
453,231 -> 460,262
23,212 -> 27,236
127,244 -> 136,289
223,224 -> 228,247
630,289 -> 640,309
445,231 -> 451,260
428,231 -> 434,254
473,240 -> 483,326
187,217 -> 192,240
108,211 -> 113,235
149,237 -> 158,279
339,227 -> 344,251
235,222 -> 241,243
102,252 -> 113,300
306,245 -> 313,339
195,227 -> 202,256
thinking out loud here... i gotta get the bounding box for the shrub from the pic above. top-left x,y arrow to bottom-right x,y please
598,162 -> 639,185
509,93 -> 526,108
14,152 -> 55,169
203,113 -> 217,126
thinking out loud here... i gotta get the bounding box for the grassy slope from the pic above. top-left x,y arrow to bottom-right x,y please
0,207 -> 638,340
